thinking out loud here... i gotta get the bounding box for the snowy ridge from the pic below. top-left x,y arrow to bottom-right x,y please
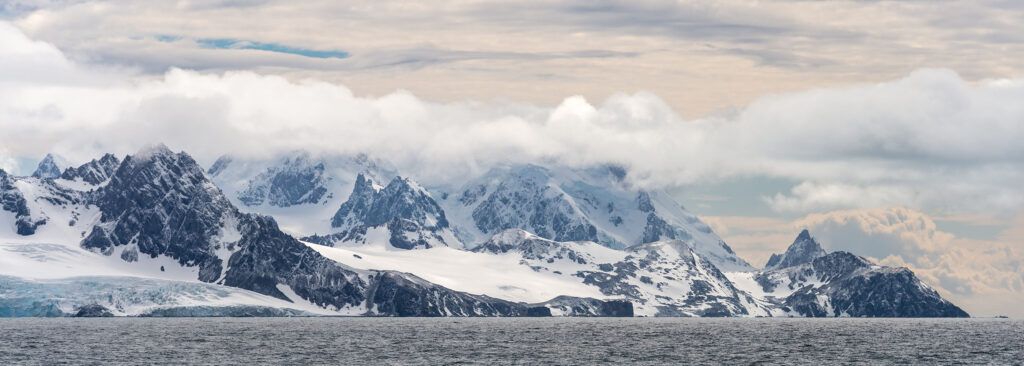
208,152 -> 397,236
0,148 -> 967,317
60,153 -> 120,186
2,148 -> 628,317
305,174 -> 462,250
474,229 -> 766,316
747,231 -> 969,317
434,164 -> 753,271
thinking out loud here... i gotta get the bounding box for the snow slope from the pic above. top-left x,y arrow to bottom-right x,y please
310,229 -> 769,317
306,240 -> 605,303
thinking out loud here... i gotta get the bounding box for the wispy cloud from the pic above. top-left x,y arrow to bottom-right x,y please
9,0 -> 1024,117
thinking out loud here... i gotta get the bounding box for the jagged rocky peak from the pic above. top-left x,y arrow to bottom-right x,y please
764,229 -> 827,270
755,233 -> 969,317
60,153 -> 120,184
332,174 -> 448,229
31,153 -> 64,179
81,144 -> 238,282
329,173 -> 382,229
236,151 -> 332,207
307,173 -> 460,249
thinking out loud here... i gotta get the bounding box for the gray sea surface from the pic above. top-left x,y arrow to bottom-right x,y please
0,318 -> 1020,365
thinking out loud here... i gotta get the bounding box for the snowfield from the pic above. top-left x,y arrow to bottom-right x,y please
307,240 -> 607,303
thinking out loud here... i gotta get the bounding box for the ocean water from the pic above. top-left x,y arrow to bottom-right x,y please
0,318 -> 1020,365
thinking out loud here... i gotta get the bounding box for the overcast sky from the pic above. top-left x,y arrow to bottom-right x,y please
1,0 -> 1022,316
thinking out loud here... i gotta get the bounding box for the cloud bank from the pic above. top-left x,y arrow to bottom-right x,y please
2,22 -> 1023,219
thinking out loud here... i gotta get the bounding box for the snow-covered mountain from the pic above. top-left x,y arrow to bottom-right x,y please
432,164 -> 753,272
304,174 -> 461,249
737,231 -> 969,317
0,147 -> 628,317
0,148 -> 968,317
472,229 -> 767,316
207,152 -> 397,236
212,156 -> 751,272
30,154 -> 64,179
235,153 -> 331,207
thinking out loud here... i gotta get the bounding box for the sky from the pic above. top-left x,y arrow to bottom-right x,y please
0,0 -> 1022,316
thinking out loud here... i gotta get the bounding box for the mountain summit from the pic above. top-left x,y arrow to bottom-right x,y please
31,154 -> 64,179
307,174 -> 461,249
764,229 -> 827,270
0,147 -> 969,318
752,230 -> 968,317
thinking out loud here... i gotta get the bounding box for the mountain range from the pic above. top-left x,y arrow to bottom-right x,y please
0,147 -> 967,317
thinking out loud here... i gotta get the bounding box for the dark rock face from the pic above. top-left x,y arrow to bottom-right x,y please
65,147 -> 585,317
763,229 -> 826,271
81,145 -> 234,282
31,154 -> 62,179
640,212 -> 678,243
366,271 -> 530,317
73,304 -> 114,317
1,170 -> 33,235
636,192 -> 655,213
540,296 -> 634,317
470,166 -> 599,243
317,174 -> 458,249
0,169 -> 51,235
780,252 -> 969,317
222,215 -> 367,310
330,173 -> 377,228
60,153 -> 120,185
237,153 -> 331,207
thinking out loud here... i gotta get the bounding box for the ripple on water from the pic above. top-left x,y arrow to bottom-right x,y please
0,318 -> 1021,365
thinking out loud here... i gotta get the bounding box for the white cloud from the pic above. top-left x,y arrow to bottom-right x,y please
764,182 -> 916,213
1,22 -> 1023,219
7,0 -> 1024,121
